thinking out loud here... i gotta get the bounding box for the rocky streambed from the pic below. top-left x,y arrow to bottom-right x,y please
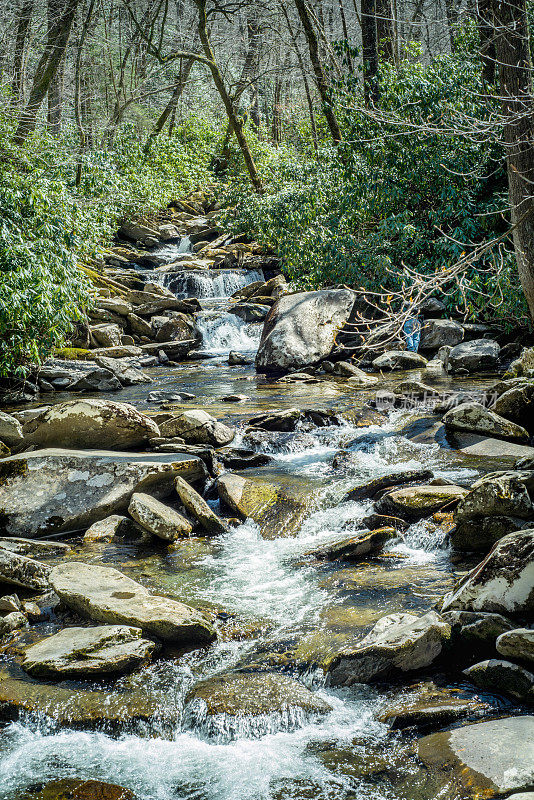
0,200 -> 533,800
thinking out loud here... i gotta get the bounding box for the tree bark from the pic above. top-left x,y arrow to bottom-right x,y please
48,0 -> 66,136
11,0 -> 34,106
375,0 -> 394,60
144,57 -> 194,153
361,0 -> 379,105
193,0 -> 263,191
293,0 -> 343,143
492,0 -> 534,320
477,0 -> 496,84
13,0 -> 80,146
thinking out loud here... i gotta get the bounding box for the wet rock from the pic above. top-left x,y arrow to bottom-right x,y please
342,469 -> 434,502
451,515 -> 527,552
0,611 -> 27,635
464,659 -> 534,702
247,407 -> 301,432
371,350 -> 428,370
0,594 -> 21,612
0,537 -> 70,557
21,625 -> 157,678
419,319 -> 464,350
449,338 -> 500,373
496,628 -> 534,665
452,432 -> 534,461
231,302 -> 270,322
217,473 -> 310,538
455,471 -> 534,523
0,548 -> 50,591
441,529 -> 534,618
215,448 -> 273,469
21,779 -> 136,800
362,513 -> 409,532
443,402 -> 529,442
0,449 -> 205,538
417,716 -> 534,798
506,345 -> 534,378
50,562 -> 216,644
174,476 -> 228,534
256,289 -> 355,372
492,380 -> 534,431
375,484 -> 468,520
159,410 -> 235,447
0,411 -> 23,448
185,672 -> 331,723
228,351 -> 253,366
442,610 -> 516,652
305,528 -> 396,561
84,515 -> 129,542
129,492 -> 193,541
332,362 -> 377,385
22,399 -> 159,450
379,682 -> 491,731
328,611 -> 451,685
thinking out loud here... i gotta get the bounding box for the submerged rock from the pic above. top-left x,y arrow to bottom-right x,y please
22,399 -> 159,450
305,528 -> 396,561
0,449 -> 205,538
379,682 -> 491,731
50,562 -> 216,644
20,779 -> 136,800
255,289 -> 355,372
328,611 -> 451,685
417,716 -> 534,798
217,473 -> 310,538
128,492 -> 193,541
443,402 -> 530,442
441,529 -> 534,618
21,625 -> 157,678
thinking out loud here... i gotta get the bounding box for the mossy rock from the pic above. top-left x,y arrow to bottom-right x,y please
17,780 -> 135,800
52,348 -> 94,361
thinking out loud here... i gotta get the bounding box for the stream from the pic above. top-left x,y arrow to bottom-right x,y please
0,240 -> 508,800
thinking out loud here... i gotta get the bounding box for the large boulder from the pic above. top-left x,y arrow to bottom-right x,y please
443,402 -> 529,442
375,484 -> 468,520
0,411 -> 23,448
492,381 -> 534,431
255,289 -> 355,372
90,323 -> 123,348
217,473 -> 310,539
328,611 -> 451,685
159,410 -> 234,447
50,562 -> 216,644
418,717 -> 534,798
21,625 -> 157,678
441,529 -> 534,618
455,471 -> 534,523
128,492 -> 193,541
0,449 -> 205,537
419,319 -> 464,350
371,350 -> 428,371
0,548 -> 50,591
448,339 -> 500,373
22,399 -> 159,450
463,659 -> 534,702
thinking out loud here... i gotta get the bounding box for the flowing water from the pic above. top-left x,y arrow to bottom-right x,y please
0,240 -> 505,799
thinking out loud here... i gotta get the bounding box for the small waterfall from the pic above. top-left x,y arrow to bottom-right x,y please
162,269 -> 264,300
195,310 -> 262,354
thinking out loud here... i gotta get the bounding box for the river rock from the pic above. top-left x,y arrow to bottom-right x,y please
231,302 -> 270,322
375,485 -> 468,520
155,314 -> 197,343
496,628 -> 534,665
217,473 -> 310,538
455,471 -> 534,523
328,611 -> 451,685
23,779 -> 136,800
128,492 -> 193,540
492,381 -> 534,431
305,528 -> 396,561
0,411 -> 23,448
449,338 -> 500,372
50,562 -> 216,644
159,410 -> 235,446
84,515 -> 129,542
441,529 -> 534,618
451,515 -> 527,552
228,351 -> 253,366
22,399 -> 160,450
0,538 -> 70,557
443,402 -> 529,442
174,476 -> 228,534
91,323 -> 123,348
506,345 -> 534,378
417,717 -> 534,798
0,611 -> 27,635
0,548 -> 50,591
94,356 -> 152,387
255,289 -> 355,372
379,682 -> 491,731
185,672 -> 331,732
247,408 -> 301,432
21,625 -> 157,678
371,350 -> 428,371
464,659 -> 534,702
419,319 -> 464,350
451,433 -> 534,461
0,449 -> 205,537
342,469 -> 434,502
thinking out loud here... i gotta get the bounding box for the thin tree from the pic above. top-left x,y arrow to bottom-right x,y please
11,0 -> 34,106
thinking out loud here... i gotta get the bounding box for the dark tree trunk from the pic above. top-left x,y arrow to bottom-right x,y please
361,0 -> 379,105
11,0 -> 34,106
477,0 -> 496,84
375,0 -> 394,60
48,0 -> 66,136
491,0 -> 534,320
144,58 -> 194,153
293,0 -> 343,143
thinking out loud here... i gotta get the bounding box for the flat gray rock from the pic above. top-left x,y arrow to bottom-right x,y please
50,562 -> 216,644
21,625 -> 157,678
129,492 -> 192,541
0,548 -> 50,591
0,449 -> 205,538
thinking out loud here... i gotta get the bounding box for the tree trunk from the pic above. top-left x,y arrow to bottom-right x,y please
48,0 -> 66,136
11,0 -> 34,106
375,0 -> 394,60
492,0 -> 534,320
13,0 -> 80,146
337,0 -> 354,70
361,0 -> 379,105
193,0 -> 263,191
144,57 -> 194,153
74,0 -> 96,186
477,0 -> 496,84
